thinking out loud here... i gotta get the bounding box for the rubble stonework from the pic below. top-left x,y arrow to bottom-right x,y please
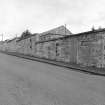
0,26 -> 105,68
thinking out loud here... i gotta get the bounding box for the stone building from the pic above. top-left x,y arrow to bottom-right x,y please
39,25 -> 72,41
6,37 -> 19,52
16,33 -> 37,55
0,41 -> 8,51
35,28 -> 105,68
0,38 -> 19,52
35,25 -> 72,57
75,29 -> 105,68
1,26 -> 105,68
35,36 -> 76,62
59,28 -> 105,68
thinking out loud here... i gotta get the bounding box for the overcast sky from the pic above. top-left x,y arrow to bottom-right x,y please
0,0 -> 105,40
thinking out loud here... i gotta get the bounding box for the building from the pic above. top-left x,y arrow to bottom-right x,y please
35,28 -> 105,68
39,25 -> 72,41
16,33 -> 38,55
1,26 -> 105,68
5,37 -> 19,52
76,29 -> 104,68
35,25 -> 72,57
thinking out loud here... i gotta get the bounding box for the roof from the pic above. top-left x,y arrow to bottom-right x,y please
40,25 -> 72,36
16,25 -> 72,42
6,37 -> 19,43
36,28 -> 105,44
17,33 -> 38,42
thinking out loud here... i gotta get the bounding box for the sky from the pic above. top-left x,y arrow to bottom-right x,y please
0,0 -> 105,40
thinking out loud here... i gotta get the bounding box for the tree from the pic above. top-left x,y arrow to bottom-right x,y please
21,30 -> 32,39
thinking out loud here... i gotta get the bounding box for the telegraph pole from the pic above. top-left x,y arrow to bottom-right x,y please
16,34 -> 17,38
0,34 -> 4,41
2,34 -> 3,41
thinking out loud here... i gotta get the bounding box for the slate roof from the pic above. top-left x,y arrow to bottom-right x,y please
40,25 -> 72,36
17,33 -> 38,42
36,28 -> 105,44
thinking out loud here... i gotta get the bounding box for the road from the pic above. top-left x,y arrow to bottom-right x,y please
0,53 -> 105,105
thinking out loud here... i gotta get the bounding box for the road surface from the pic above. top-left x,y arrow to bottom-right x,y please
0,53 -> 105,105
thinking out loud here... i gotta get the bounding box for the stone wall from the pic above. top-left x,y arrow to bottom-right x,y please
35,37 -> 78,63
2,28 -> 105,68
77,33 -> 103,67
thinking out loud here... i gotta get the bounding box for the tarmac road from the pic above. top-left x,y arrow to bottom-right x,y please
0,53 -> 105,105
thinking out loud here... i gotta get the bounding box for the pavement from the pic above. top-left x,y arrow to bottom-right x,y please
0,52 -> 105,105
